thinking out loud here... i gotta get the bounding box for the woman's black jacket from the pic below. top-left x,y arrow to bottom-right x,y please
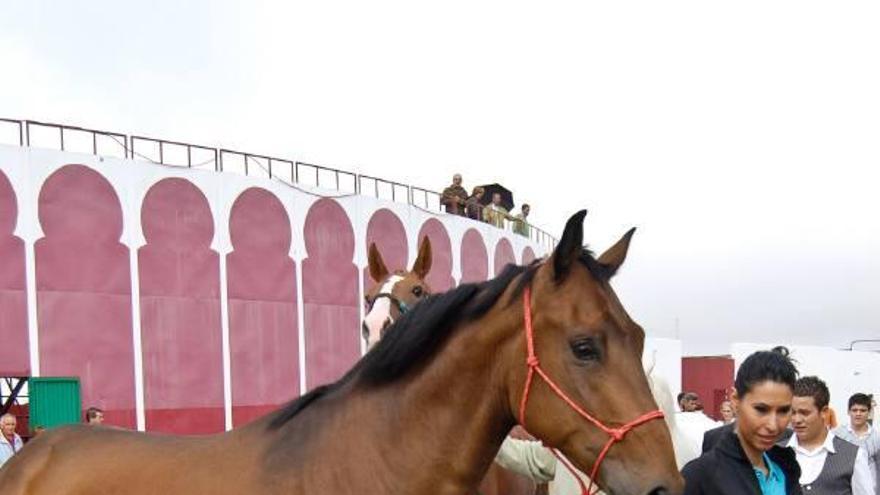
682,428 -> 803,494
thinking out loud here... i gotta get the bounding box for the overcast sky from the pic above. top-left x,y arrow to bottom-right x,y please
1,1 -> 878,355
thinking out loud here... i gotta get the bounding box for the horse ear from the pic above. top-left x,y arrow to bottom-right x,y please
412,236 -> 433,279
552,210 -> 587,281
597,227 -> 636,278
368,242 -> 389,282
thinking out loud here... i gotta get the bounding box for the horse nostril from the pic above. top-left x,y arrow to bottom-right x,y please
647,487 -> 669,495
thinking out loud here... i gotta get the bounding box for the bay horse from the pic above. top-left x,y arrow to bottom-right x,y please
362,237 -> 433,350
0,210 -> 684,495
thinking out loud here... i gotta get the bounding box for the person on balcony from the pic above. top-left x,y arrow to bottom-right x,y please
465,186 -> 484,221
483,192 -> 514,228
513,204 -> 531,237
440,173 -> 468,216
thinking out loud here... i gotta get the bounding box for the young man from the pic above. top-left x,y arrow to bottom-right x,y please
789,376 -> 873,494
85,406 -> 105,425
835,394 -> 880,495
0,413 -> 24,468
678,392 -> 699,412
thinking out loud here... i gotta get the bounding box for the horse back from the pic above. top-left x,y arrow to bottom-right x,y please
0,425 -> 246,495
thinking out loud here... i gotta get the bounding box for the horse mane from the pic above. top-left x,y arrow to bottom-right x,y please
269,249 -> 608,430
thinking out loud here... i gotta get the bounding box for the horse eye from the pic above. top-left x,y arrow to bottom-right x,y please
570,338 -> 600,362
412,286 -> 424,298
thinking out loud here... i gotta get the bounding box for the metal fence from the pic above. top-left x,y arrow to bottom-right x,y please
1,118 -> 557,249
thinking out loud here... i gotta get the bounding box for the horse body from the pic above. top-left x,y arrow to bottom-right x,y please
1,211 -> 684,494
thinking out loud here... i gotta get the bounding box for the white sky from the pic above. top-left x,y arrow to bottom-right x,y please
1,1 -> 878,355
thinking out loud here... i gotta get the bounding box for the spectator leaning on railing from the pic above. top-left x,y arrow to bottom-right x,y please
465,186 -> 484,221
483,192 -> 515,228
513,203 -> 531,237
440,173 -> 468,216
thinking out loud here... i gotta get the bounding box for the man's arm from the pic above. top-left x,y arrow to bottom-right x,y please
494,437 -> 557,483
440,187 -> 454,206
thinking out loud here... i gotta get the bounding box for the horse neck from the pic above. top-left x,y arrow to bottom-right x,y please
355,311 -> 520,492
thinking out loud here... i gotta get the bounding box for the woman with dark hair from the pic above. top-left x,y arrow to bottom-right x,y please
683,347 -> 803,494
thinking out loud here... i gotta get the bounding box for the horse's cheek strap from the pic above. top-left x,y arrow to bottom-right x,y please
517,286 -> 665,495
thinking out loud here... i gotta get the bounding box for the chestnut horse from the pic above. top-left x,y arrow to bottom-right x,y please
363,238 -> 539,495
0,211 -> 684,495
362,237 -> 433,350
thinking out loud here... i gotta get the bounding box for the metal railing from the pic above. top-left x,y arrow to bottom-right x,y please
296,161 -> 358,193
2,118 -> 557,248
219,149 -> 295,180
358,174 -> 411,204
131,135 -> 219,170
0,118 -> 23,146
25,120 -> 127,158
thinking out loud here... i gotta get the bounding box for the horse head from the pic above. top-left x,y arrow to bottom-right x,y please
503,210 -> 684,494
363,237 -> 432,349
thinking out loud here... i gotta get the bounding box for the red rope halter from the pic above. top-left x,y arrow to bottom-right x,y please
517,286 -> 665,495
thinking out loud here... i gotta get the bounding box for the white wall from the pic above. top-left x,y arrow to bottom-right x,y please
645,337 -> 683,401
731,342 -> 880,421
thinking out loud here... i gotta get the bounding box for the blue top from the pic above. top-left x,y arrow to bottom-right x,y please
753,452 -> 788,495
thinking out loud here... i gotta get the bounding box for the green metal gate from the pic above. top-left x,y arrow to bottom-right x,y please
29,377 -> 81,429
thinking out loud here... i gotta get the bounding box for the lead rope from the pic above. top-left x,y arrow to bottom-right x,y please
517,286 -> 665,495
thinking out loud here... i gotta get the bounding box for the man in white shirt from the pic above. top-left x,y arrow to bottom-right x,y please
0,413 -> 24,468
789,376 -> 873,494
835,393 -> 880,495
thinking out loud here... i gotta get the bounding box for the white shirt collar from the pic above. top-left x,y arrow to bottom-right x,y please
787,429 -> 835,455
846,423 -> 874,436
0,433 -> 21,446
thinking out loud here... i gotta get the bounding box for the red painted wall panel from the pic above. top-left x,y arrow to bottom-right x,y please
417,219 -> 454,291
460,228 -> 488,284
494,238 -> 516,276
139,178 -> 223,433
227,188 -> 299,427
0,170 -> 28,376
682,356 -> 734,420
35,165 -> 135,428
302,199 -> 360,390
522,247 -> 537,265
363,209 -> 408,288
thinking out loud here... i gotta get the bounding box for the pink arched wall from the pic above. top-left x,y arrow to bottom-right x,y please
0,169 -> 27,376
0,149 -> 548,433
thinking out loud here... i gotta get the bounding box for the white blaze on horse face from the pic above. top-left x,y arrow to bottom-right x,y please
364,275 -> 403,350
